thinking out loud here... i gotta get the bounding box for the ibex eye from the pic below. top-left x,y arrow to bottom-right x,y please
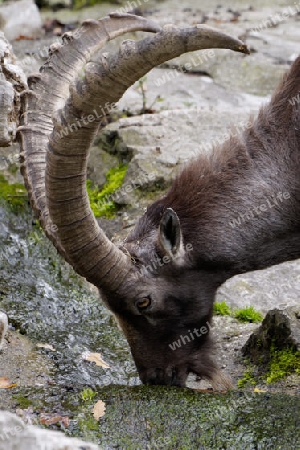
135,297 -> 151,310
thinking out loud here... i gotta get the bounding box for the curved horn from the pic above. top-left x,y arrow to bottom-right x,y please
17,13 -> 161,267
18,13 -> 249,291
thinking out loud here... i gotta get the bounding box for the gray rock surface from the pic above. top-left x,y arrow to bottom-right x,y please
0,411 -> 99,450
216,260 -> 300,315
0,0 -> 43,42
0,32 -> 27,147
92,97 -> 263,207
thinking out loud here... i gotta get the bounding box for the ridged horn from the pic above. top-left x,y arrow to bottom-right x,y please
18,13 -> 249,291
17,13 -> 161,268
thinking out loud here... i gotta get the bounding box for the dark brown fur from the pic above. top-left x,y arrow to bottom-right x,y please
101,57 -> 300,387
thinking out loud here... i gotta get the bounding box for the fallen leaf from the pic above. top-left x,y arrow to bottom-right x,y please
14,35 -> 35,41
82,351 -> 110,368
39,414 -> 62,426
93,400 -> 106,420
36,343 -> 56,351
0,377 -> 17,389
39,413 -> 71,427
253,387 -> 267,393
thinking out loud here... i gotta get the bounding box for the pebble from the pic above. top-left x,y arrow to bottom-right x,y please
0,311 -> 8,350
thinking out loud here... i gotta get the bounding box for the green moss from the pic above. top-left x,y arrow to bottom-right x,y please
8,163 -> 19,175
237,369 -> 257,388
239,344 -> 300,387
234,306 -> 263,323
266,346 -> 300,384
213,301 -> 232,316
213,302 -> 262,323
0,174 -> 27,212
86,164 -> 128,218
13,394 -> 33,408
77,414 -> 99,441
81,388 -> 97,402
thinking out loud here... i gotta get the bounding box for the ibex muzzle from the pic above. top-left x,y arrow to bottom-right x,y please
17,13 -> 300,388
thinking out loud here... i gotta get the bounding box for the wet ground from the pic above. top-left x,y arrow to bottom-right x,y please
0,194 -> 299,447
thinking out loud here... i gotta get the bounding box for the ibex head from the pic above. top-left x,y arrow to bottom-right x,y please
100,205 -> 225,387
17,13 -> 249,388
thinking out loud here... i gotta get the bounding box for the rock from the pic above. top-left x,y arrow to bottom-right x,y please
0,32 -> 27,147
94,101 -> 262,207
216,259 -> 300,315
0,311 -> 8,350
0,0 -> 43,42
88,61 -> 266,209
11,36 -> 59,76
117,67 -> 265,116
0,142 -> 24,184
242,306 -> 300,364
87,144 -> 120,189
0,411 -> 99,450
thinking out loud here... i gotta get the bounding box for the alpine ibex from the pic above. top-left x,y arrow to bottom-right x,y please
17,13 -> 300,388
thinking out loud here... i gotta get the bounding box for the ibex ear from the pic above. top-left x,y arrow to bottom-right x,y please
158,208 -> 183,259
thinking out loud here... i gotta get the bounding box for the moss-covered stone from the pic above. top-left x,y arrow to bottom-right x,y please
12,385 -> 300,449
266,345 -> 300,383
86,164 -> 128,218
237,369 -> 257,388
0,174 -> 27,212
242,307 -> 300,381
13,395 -> 33,409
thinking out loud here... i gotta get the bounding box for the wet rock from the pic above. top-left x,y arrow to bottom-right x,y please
242,306 -> 300,364
0,329 -> 56,410
216,259 -> 300,315
0,0 -> 43,42
0,411 -> 99,450
62,385 -> 300,448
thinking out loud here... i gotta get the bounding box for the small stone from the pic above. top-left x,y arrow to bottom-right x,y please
0,411 -> 99,450
0,311 -> 8,350
242,306 -> 300,364
0,0 -> 43,42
